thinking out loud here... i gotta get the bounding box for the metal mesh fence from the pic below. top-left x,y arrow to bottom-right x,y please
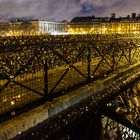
102,116 -> 140,140
0,34 -> 140,119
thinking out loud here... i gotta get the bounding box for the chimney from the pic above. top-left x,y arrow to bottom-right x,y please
111,13 -> 115,18
132,13 -> 136,18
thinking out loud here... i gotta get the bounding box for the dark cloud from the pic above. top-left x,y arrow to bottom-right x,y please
80,3 -> 106,17
0,0 -> 139,21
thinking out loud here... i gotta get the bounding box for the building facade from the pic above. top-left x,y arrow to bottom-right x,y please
67,13 -> 140,34
1,13 -> 140,36
39,21 -> 67,34
0,20 -> 67,36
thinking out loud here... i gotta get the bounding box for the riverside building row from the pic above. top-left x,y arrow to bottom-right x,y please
68,13 -> 140,34
0,20 -> 67,36
1,13 -> 140,36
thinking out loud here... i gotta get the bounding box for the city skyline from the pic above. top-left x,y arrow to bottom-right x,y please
0,0 -> 140,21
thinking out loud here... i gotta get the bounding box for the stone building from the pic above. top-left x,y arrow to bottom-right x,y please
0,19 -> 67,36
67,13 -> 140,34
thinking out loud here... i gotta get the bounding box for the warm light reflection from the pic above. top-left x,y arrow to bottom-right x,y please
11,101 -> 15,106
68,22 -> 140,35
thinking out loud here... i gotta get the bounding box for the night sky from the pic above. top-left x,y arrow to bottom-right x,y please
0,0 -> 140,21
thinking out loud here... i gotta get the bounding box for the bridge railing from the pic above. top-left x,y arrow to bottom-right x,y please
0,34 -> 140,120
101,115 -> 140,140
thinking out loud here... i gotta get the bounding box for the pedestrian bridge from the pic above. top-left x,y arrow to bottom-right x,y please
0,34 -> 140,140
